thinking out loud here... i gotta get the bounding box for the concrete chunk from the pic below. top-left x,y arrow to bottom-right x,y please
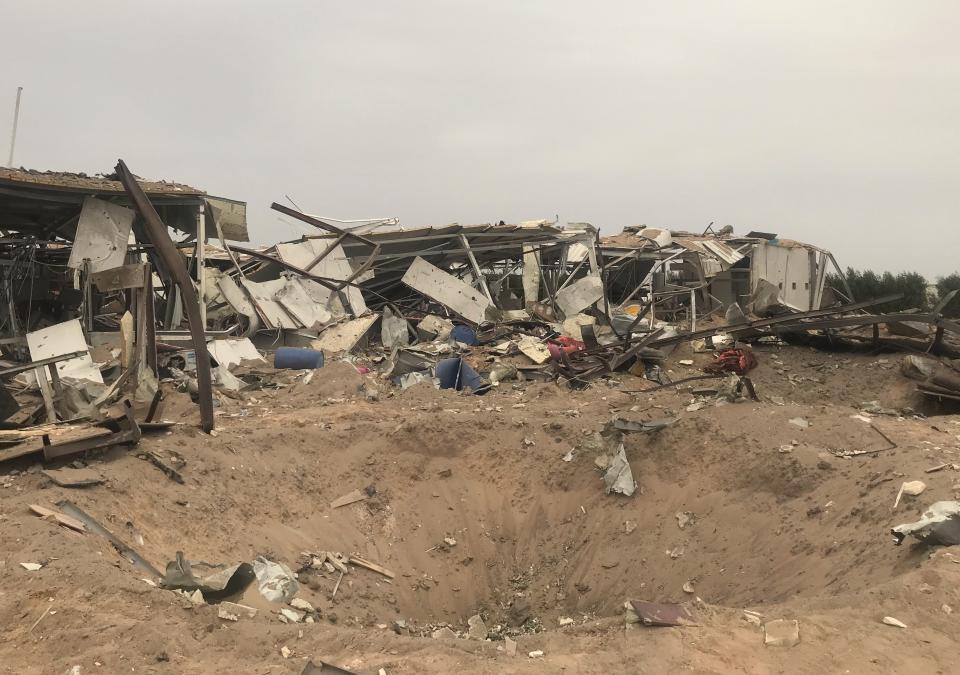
218,601 -> 257,621
763,619 -> 799,647
467,614 -> 488,640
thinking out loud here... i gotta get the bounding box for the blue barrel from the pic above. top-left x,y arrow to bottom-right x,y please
450,324 -> 479,346
436,357 -> 490,394
274,347 -> 325,370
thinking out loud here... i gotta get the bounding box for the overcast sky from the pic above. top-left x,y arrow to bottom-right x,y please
3,2 -> 958,276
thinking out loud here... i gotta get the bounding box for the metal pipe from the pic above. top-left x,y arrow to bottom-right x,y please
115,159 -> 215,433
7,86 -> 22,168
196,206 -> 206,326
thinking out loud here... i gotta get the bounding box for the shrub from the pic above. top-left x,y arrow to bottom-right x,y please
826,268 -> 929,312
935,274 -> 960,317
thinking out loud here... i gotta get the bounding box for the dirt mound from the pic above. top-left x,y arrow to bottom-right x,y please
3,346 -> 960,673
296,360 -> 369,400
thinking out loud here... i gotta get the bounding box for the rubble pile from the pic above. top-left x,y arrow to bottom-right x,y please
2,162 -> 960,673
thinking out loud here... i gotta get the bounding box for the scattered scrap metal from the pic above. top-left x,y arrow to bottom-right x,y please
1,162 -> 958,476
0,162 -> 246,466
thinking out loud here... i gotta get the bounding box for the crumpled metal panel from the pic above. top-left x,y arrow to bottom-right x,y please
68,196 -> 134,272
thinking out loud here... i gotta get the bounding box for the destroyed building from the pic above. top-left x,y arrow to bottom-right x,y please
207,210 -> 605,349
0,164 -> 247,453
0,166 -> 248,332
2,159 -> 958,456
3,164 -> 960,675
601,226 -> 849,329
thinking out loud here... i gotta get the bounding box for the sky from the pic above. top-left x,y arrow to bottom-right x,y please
2,1 -> 958,277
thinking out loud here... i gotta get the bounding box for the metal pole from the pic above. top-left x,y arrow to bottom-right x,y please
115,159 -> 215,433
7,86 -> 23,167
196,206 -> 207,327
690,289 -> 697,332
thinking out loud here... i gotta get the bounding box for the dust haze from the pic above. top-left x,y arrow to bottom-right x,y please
2,1 -> 958,274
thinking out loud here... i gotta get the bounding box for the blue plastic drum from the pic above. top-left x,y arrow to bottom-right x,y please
274,347 -> 325,370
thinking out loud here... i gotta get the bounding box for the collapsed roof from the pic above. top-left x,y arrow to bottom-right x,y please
600,225 -> 845,318
0,167 -> 248,242
277,220 -> 596,306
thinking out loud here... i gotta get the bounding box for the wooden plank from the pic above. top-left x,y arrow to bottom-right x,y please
324,553 -> 349,575
401,256 -> 494,325
0,350 -> 86,377
0,424 -> 105,447
144,267 -> 158,372
347,555 -> 395,579
135,280 -> 149,380
41,466 -> 104,487
120,311 -> 135,371
331,488 -> 369,509
29,504 -> 86,533
46,361 -> 64,400
33,366 -> 57,422
0,442 -> 41,463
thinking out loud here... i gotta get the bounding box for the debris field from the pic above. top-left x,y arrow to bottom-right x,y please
0,164 -> 959,673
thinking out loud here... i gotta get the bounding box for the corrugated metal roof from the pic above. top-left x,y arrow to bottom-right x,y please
0,167 -> 203,196
701,239 -> 745,265
662,237 -> 744,266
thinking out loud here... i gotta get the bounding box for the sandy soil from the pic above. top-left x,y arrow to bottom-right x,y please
2,342 -> 960,674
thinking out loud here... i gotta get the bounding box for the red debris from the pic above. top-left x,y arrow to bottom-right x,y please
704,348 -> 757,375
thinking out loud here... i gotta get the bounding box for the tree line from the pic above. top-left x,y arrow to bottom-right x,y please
826,269 -> 960,317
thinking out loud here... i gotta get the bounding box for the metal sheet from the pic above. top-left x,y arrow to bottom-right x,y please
57,499 -> 161,578
311,314 -> 379,354
308,223 -> 589,302
751,242 -> 814,311
205,196 -> 249,242
676,238 -> 743,267
206,338 -> 264,369
522,246 -> 541,304
701,239 -> 745,265
276,240 -> 368,316
613,417 -> 678,432
68,196 -> 134,272
555,274 -> 603,317
629,600 -> 697,626
26,319 -> 103,384
215,274 -> 257,319
241,279 -> 301,329
90,264 -> 146,291
276,277 -> 333,328
401,256 -> 494,325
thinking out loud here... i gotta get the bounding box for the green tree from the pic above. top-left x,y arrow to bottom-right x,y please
826,268 -> 929,312
936,274 -> 960,317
